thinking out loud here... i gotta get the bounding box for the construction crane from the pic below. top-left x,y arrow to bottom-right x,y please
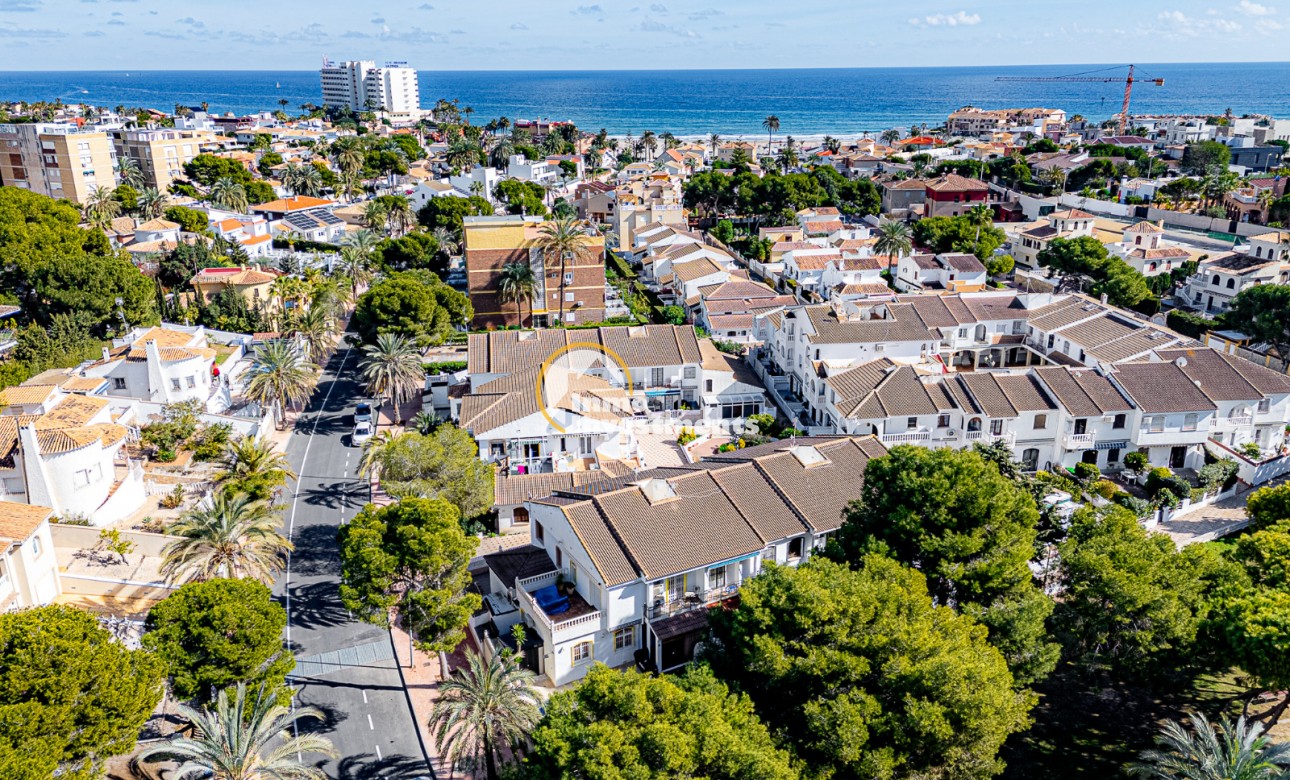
996,65 -> 1164,136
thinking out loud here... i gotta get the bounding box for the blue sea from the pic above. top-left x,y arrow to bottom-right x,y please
1,63 -> 1287,137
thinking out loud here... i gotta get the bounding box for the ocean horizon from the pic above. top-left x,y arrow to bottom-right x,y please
2,62 -> 1287,136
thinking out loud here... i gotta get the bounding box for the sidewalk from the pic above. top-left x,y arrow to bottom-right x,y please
390,622 -> 480,779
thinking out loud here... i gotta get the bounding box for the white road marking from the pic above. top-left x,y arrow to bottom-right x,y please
368,713 -> 375,730
375,744 -> 382,760
362,689 -> 369,704
284,346 -> 353,647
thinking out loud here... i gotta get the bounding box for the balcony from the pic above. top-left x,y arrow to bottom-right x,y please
514,571 -> 602,642
881,429 -> 932,445
1136,427 -> 1209,446
1213,415 -> 1253,429
1064,432 -> 1096,449
647,583 -> 739,620
965,430 -> 1016,447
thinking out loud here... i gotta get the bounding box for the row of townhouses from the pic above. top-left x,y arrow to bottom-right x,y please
478,435 -> 887,686
752,291 -> 1290,477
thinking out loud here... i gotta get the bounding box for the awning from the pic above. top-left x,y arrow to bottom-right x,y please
1095,440 -> 1131,450
650,610 -> 710,642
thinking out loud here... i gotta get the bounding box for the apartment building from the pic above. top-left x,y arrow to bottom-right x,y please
924,174 -> 991,218
1010,209 -> 1098,269
0,122 -> 116,204
112,127 -> 215,191
320,59 -> 420,117
463,215 -> 606,328
482,435 -> 886,685
1111,221 -> 1193,277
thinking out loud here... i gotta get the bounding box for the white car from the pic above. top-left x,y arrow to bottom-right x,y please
352,420 -> 373,446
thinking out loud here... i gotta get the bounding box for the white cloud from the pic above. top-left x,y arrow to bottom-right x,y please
572,4 -> 603,14
1213,17 -> 1243,29
1238,0 -> 1276,14
637,16 -> 698,36
510,21 -> 527,29
910,10 -> 981,27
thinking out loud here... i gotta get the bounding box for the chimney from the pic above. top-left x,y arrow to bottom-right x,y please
1100,293 -> 1108,305
102,346 -> 111,362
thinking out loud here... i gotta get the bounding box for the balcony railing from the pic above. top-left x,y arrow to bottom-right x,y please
965,430 -> 1016,446
648,583 -> 738,620
1064,432 -> 1096,449
514,577 -> 602,641
881,430 -> 932,445
1214,415 -> 1253,429
1136,428 -> 1209,445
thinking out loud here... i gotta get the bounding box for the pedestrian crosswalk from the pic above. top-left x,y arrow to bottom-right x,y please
290,638 -> 395,678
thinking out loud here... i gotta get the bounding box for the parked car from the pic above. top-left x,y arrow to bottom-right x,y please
352,420 -> 373,446
354,402 -> 373,425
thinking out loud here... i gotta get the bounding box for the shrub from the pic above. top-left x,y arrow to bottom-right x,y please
1073,462 -> 1101,482
159,484 -> 186,510
1124,451 -> 1149,473
155,448 -> 177,463
1146,467 -> 1191,500
676,427 -> 698,446
423,360 -> 468,374
190,423 -> 232,461
1113,492 -> 1153,518
1091,480 -> 1119,500
1239,441 -> 1264,460
1198,458 -> 1239,491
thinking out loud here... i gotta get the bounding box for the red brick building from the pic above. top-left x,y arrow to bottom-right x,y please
924,174 -> 991,218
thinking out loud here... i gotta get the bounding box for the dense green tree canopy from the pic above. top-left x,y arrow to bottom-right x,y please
912,215 -> 1007,260
338,497 -> 481,653
376,232 -> 444,274
831,445 -> 1058,685
1181,140 -> 1232,175
520,664 -> 798,780
1054,506 -> 1237,679
353,270 -> 472,345
369,425 -> 494,520
0,605 -> 165,780
163,205 -> 211,234
493,179 -> 548,217
416,195 -> 494,232
184,154 -> 253,186
143,578 -> 293,705
1037,236 -> 1152,308
1226,285 -> 1290,367
707,556 -> 1034,779
683,167 -> 879,222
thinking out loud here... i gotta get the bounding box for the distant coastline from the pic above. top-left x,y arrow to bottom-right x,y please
1,63 -> 1287,135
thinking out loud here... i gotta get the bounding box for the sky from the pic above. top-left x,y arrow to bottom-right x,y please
0,0 -> 1287,70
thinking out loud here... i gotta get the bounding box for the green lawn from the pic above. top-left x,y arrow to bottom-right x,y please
1001,669 -> 1248,779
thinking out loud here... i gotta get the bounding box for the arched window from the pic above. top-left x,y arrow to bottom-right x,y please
968,418 -> 982,433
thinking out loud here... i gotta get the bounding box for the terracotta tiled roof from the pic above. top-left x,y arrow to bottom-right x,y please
252,195 -> 334,213
0,502 -> 52,543
1124,221 -> 1165,234
1111,361 -> 1218,413
191,266 -> 282,286
135,218 -> 180,231
925,174 -> 990,192
1033,367 -> 1132,417
0,384 -> 60,407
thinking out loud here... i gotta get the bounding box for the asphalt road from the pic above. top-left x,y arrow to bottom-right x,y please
275,342 -> 432,780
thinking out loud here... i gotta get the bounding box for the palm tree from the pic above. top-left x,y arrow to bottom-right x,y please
360,333 -> 424,425
137,186 -> 165,219
1130,712 -> 1290,780
410,410 -> 440,436
139,683 -> 337,780
432,227 -> 460,261
824,135 -> 841,154
639,130 -> 657,161
497,260 -> 536,327
385,195 -> 415,236
709,133 -> 721,157
874,219 -> 914,277
338,246 -> 373,302
218,437 -> 297,497
363,200 -> 389,234
295,164 -> 323,197
881,128 -> 901,146
429,649 -> 540,780
358,429 -> 401,479
445,138 -> 481,173
344,227 -> 380,258
243,339 -> 319,429
208,176 -> 249,213
333,137 -> 364,179
82,186 -> 121,229
116,157 -> 145,189
762,115 -> 780,152
777,145 -> 799,172
161,492 -> 291,584
289,305 -> 336,364
536,215 -> 593,324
